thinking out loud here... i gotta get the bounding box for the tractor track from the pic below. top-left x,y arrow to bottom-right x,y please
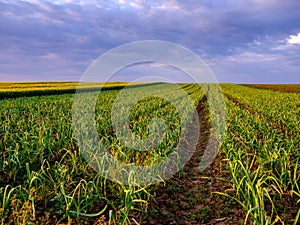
140,96 -> 244,225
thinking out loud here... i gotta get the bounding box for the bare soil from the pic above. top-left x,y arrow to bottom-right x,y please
140,97 -> 245,225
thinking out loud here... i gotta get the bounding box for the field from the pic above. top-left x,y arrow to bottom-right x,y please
0,82 -> 299,224
0,82 -> 149,99
243,84 -> 300,93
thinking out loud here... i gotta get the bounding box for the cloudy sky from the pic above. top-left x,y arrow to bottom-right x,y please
0,0 -> 300,83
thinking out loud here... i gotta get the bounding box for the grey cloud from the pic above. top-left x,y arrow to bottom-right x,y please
0,0 -> 300,82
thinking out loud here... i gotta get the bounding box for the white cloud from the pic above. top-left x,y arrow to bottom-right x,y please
150,62 -> 168,68
226,52 -> 279,63
40,52 -> 61,60
115,0 -> 146,10
155,1 -> 180,10
129,1 -> 143,9
288,33 -> 300,45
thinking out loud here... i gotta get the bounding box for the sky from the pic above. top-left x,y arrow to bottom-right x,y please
0,0 -> 300,83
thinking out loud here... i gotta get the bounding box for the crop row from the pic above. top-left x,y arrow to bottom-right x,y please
219,84 -> 300,224
0,83 -> 204,224
2,82 -> 297,224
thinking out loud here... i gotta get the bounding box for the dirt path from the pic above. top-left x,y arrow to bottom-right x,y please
141,97 -> 244,225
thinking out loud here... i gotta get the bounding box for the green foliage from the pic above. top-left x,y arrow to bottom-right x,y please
0,83 -> 204,224
217,84 -> 300,225
1,82 -> 299,224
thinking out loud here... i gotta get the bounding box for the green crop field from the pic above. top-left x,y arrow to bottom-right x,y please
243,84 -> 300,93
0,82 -> 299,225
0,82 -> 150,99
